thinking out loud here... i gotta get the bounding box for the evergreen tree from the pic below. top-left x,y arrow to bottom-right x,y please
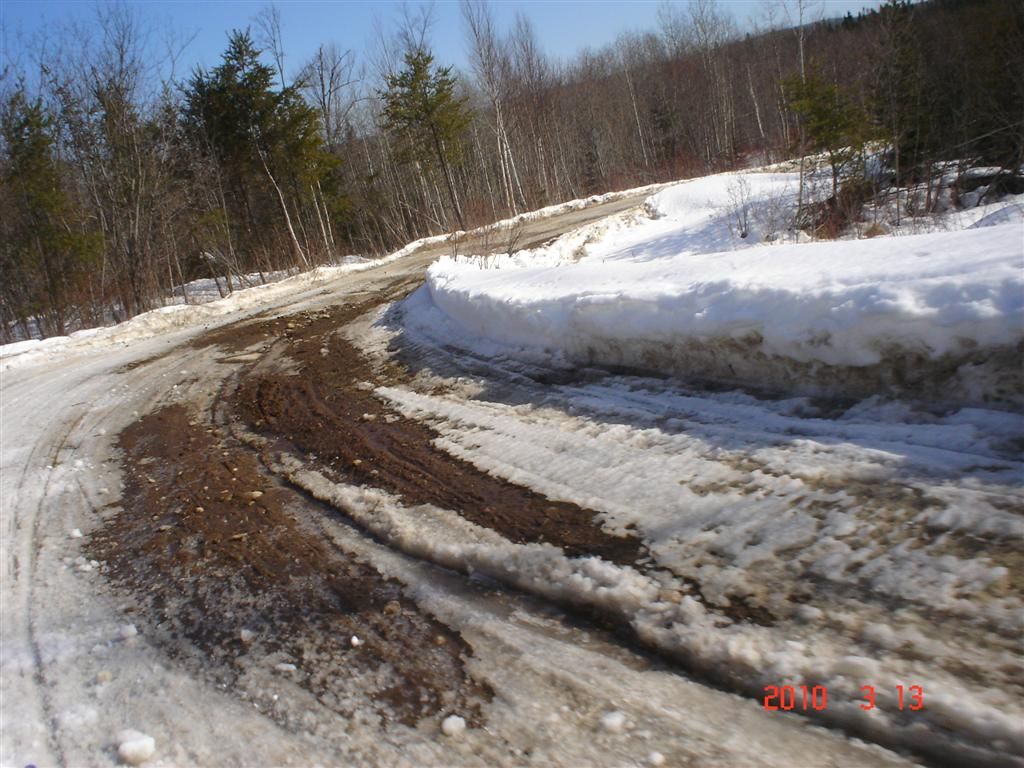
380,48 -> 473,230
183,30 -> 332,266
786,69 -> 872,199
1,88 -> 98,337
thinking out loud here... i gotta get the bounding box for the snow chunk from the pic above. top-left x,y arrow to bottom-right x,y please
441,714 -> 467,737
119,624 -> 138,640
600,710 -> 627,733
116,729 -> 156,765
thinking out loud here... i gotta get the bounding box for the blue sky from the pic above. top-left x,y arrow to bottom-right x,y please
2,1 -> 884,83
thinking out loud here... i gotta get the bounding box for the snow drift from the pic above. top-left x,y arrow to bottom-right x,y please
411,174 -> 1024,407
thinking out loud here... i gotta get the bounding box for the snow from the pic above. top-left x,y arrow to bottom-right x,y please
116,730 -> 155,766
2,164 -> 1018,767
1,180 -> 663,352
441,714 -> 467,737
266,393 -> 1023,767
408,172 -> 1024,405
345,174 -> 1024,763
599,711 -> 627,733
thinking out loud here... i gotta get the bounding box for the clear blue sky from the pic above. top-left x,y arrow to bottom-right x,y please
2,1 -> 884,84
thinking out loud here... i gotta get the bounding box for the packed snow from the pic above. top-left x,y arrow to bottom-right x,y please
409,173 -> 1024,406
288,358 -> 1024,766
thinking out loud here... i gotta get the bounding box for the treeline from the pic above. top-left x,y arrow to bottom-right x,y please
2,0 -> 1021,340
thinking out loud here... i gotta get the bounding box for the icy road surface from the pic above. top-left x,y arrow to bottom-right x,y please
1,186 -> 1019,768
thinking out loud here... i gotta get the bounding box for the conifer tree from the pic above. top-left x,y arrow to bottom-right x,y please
786,69 -> 871,199
1,88 -> 98,337
380,48 -> 473,230
183,30 -> 330,266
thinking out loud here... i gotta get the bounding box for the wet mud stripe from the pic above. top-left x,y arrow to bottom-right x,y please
225,303 -> 641,565
89,404 -> 489,729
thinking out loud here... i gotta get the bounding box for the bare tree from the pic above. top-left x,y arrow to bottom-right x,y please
462,0 -> 526,213
255,4 -> 287,88
299,43 -> 360,148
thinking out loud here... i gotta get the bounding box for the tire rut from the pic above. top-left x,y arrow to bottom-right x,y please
89,403 -> 492,732
223,301 -> 642,565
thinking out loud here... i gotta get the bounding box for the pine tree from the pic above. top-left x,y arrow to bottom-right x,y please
1,88 -> 98,337
786,69 -> 871,199
380,48 -> 473,230
183,30 -> 331,267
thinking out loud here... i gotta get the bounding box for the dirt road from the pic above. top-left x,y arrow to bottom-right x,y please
0,192 -> 934,767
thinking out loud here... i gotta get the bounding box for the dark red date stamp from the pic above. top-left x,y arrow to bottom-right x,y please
763,684 -> 924,712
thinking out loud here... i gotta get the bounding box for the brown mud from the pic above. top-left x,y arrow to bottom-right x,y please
224,302 -> 641,565
90,404 -> 490,729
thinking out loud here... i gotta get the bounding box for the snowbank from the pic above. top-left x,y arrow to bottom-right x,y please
0,239 -> 435,371
411,174 -> 1024,406
0,180 -> 666,370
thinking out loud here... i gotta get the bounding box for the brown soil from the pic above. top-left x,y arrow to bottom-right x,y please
90,403 -> 490,729
226,303 -> 641,565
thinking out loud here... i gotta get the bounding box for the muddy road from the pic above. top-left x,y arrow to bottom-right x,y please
1,193 -> 934,767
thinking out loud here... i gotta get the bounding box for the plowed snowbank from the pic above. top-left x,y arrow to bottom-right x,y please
414,173 -> 1024,405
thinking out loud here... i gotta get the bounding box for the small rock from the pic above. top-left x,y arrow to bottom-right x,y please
120,624 -> 138,640
350,635 -> 363,647
246,490 -> 263,500
648,752 -> 665,766
240,628 -> 255,644
70,528 -> 83,539
275,662 -> 297,672
383,601 -> 402,616
116,730 -> 155,765
441,714 -> 466,737
96,670 -> 113,684
599,710 -> 627,733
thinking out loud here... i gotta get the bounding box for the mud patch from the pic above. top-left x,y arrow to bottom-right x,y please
228,304 -> 641,565
90,404 -> 489,729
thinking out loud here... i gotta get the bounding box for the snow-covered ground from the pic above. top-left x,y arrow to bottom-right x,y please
369,172 -> 1024,764
2,172 -> 1021,767
410,173 -> 1024,407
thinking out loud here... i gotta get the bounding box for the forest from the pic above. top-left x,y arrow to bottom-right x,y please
1,0 -> 1021,341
